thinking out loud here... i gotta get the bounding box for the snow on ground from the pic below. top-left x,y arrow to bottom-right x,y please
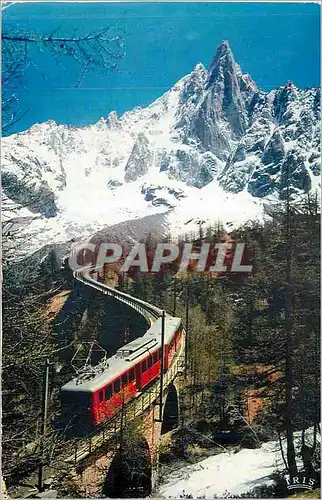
4,165 -> 265,261
167,179 -> 264,237
157,428 -> 320,498
158,444 -> 277,498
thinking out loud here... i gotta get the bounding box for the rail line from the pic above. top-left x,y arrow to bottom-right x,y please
74,267 -> 164,324
10,266 -> 184,496
61,266 -> 185,466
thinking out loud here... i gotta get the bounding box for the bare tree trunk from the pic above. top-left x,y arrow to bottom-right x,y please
278,431 -> 289,471
312,330 -> 320,455
284,171 -> 297,477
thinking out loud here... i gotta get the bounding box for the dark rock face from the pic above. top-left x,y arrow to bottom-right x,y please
141,185 -> 186,208
171,41 -> 319,200
249,175 -> 276,198
124,133 -> 153,182
168,149 -> 214,188
206,40 -> 249,137
232,145 -> 246,163
273,82 -> 298,123
175,41 -> 256,161
279,152 -> 312,199
107,179 -> 123,190
308,151 -> 320,176
261,130 -> 285,166
188,97 -> 233,160
2,171 -> 57,218
218,78 -> 320,198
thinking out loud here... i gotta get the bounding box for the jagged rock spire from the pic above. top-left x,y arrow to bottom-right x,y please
207,40 -> 236,85
203,40 -> 250,137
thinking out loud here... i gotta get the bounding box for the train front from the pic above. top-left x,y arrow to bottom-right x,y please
60,379 -> 95,436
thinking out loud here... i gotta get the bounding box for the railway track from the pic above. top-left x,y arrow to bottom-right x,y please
11,266 -> 184,497
74,267 -> 164,324
60,266 -> 185,466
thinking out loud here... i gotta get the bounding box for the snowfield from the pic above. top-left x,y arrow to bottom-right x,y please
157,429 -> 320,498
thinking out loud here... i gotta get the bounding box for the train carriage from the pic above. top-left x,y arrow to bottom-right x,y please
61,316 -> 184,428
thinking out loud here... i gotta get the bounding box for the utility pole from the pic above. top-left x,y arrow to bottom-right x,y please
184,281 -> 189,379
284,161 -> 297,477
158,310 -> 166,422
173,278 -> 177,315
38,358 -> 50,492
119,390 -> 125,463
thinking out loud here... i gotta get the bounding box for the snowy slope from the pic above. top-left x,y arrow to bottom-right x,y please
2,41 -> 320,259
157,428 -> 320,498
159,444 -> 278,498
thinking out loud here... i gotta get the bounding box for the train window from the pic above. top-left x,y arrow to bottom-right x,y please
99,390 -> 104,403
121,373 -> 127,387
105,385 -> 112,400
129,368 -> 135,382
142,360 -> 147,372
114,379 -> 120,393
153,352 -> 158,364
148,356 -> 152,368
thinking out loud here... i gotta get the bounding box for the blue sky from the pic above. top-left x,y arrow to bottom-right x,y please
2,2 -> 320,134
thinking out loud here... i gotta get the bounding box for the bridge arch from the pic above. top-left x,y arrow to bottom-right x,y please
161,383 -> 179,435
102,435 -> 152,498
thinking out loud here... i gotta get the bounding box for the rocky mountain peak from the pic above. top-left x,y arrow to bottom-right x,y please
207,40 -> 236,86
203,41 -> 254,140
194,62 -> 206,72
106,111 -> 119,128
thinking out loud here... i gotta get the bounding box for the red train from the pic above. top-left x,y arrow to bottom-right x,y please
60,316 -> 184,428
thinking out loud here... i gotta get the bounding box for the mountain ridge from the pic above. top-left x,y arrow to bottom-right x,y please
2,41 -> 320,259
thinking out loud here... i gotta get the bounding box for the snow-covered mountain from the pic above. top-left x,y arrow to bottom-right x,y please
2,41 -> 320,258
